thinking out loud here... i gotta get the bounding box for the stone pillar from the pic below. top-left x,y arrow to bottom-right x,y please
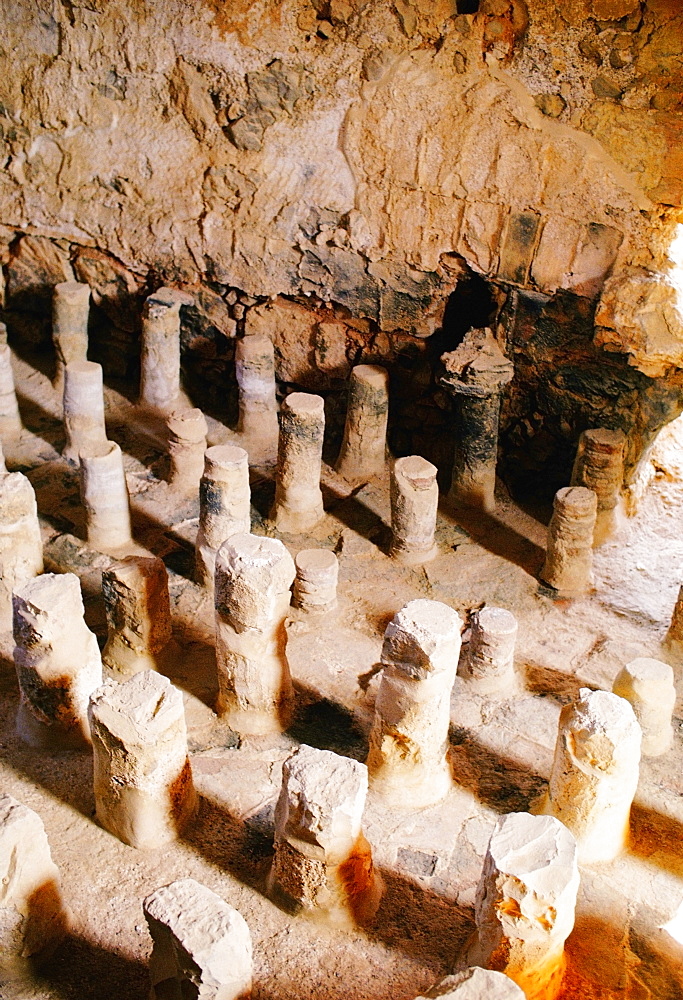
367,599 -> 462,808
390,455 -> 439,565
235,333 -> 279,466
538,688 -> 641,863
439,328 -> 514,513
0,343 -> 22,444
195,445 -> 251,588
540,486 -> 597,596
612,657 -> 675,757
269,744 -> 382,927
335,364 -> 389,483
79,441 -> 133,553
89,671 -> 197,849
271,392 -> 325,533
62,360 -> 108,463
460,606 -> 518,694
413,969 -> 525,999
166,407 -> 208,494
102,556 -> 175,678
467,812 -> 579,1000
215,533 -> 295,734
139,288 -> 183,413
0,794 -> 67,974
144,878 -> 252,1000
665,583 -> 683,653
0,472 -> 43,632
52,281 -> 90,391
13,573 -> 102,750
571,427 -> 626,543
292,549 -> 338,614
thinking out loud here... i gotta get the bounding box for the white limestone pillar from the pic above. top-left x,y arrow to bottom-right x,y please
62,360 -> 108,463
390,456 -> 439,564
89,671 -> 197,849
460,606 -> 518,694
144,878 -> 252,1000
413,969 -> 525,999
271,392 -> 325,533
52,280 -> 90,391
102,555 -> 175,678
0,472 -> 43,632
571,427 -> 626,543
292,548 -> 338,614
612,656 -> 675,757
540,486 -> 597,595
166,407 -> 207,494
367,599 -> 462,808
235,333 -> 279,466
335,364 -> 389,483
79,440 -> 133,553
139,288 -> 182,413
0,343 -> 22,445
195,445 -> 251,588
13,573 -> 102,750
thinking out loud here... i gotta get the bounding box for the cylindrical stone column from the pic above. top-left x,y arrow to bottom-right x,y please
538,688 -> 641,863
102,556 -> 175,678
612,657 -> 675,757
271,392 -> 325,533
13,573 -> 102,750
166,407 -> 207,494
390,455 -> 439,564
571,427 -> 626,544
413,969 -> 525,999
215,533 -> 295,735
79,441 -> 133,553
467,812 -> 579,1000
139,288 -> 182,413
335,364 -> 389,483
195,445 -> 251,588
52,281 -> 90,391
367,599 -> 462,808
0,343 -> 22,443
292,548 -> 338,614
235,333 -> 279,466
89,671 -> 198,849
0,472 -> 43,632
62,360 -> 108,463
460,606 -> 518,694
540,486 -> 597,595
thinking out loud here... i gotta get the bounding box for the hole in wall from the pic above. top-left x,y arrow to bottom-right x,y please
436,270 -> 499,353
456,0 -> 480,12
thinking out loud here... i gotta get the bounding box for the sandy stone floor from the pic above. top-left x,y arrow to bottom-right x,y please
1,350 -> 683,999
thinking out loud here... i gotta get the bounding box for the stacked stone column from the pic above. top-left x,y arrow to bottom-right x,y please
139,288 -> 185,414
460,606 -> 518,694
0,342 -> 22,445
235,333 -> 279,466
390,456 -> 439,564
335,364 -> 389,483
571,427 -> 626,544
80,441 -> 133,553
292,549 -> 338,614
612,657 -> 675,757
0,472 -> 43,632
540,486 -> 597,595
195,445 -> 251,588
52,281 -> 90,392
166,407 -> 207,494
62,360 -> 108,463
271,392 -> 325,533
102,555 -> 175,678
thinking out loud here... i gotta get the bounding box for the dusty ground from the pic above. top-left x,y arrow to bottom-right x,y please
1,350 -> 683,999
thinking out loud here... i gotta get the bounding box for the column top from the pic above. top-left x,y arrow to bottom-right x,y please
439,327 -> 514,398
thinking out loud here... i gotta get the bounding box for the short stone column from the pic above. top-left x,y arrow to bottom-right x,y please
139,288 -> 183,413
62,360 -> 108,463
390,455 -> 439,564
467,812 -> 579,1000
439,328 -> 514,513
144,879 -> 252,1000
89,671 -> 197,849
612,657 -> 675,757
335,364 -> 389,483
235,333 -> 279,466
538,688 -> 641,863
271,392 -> 325,533
79,441 -> 133,553
195,445 -> 251,588
460,606 -> 518,694
540,486 -> 597,596
0,472 -> 43,632
367,599 -> 462,808
166,407 -> 207,494
215,533 -> 295,734
269,744 -> 383,927
0,793 -> 67,974
571,427 -> 626,543
52,280 -> 90,391
292,548 -> 338,614
102,556 -> 175,678
413,969 -> 525,999
0,343 -> 22,444
13,573 -> 102,750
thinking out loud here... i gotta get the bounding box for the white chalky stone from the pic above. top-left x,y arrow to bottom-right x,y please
612,657 -> 675,757
413,967 -> 525,999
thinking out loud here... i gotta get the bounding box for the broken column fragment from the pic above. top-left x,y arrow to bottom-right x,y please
538,687 -> 641,863
215,533 -> 295,734
0,472 -> 43,633
390,455 -> 439,564
612,657 -> 675,757
467,812 -> 579,1000
413,969 -> 525,999
235,333 -> 279,466
62,360 -> 108,463
439,328 -> 514,513
166,407 -> 208,495
144,878 -> 253,1000
460,606 -> 518,694
367,599 -> 462,807
52,280 -> 90,391
13,573 -> 102,750
571,427 -> 626,544
271,392 -> 325,533
540,486 -> 597,595
335,364 -> 389,483
0,343 -> 22,445
79,440 -> 133,553
139,287 -> 185,414
292,548 -> 338,614
269,744 -> 382,927
195,445 -> 251,588
89,671 -> 197,849
102,556 -> 175,678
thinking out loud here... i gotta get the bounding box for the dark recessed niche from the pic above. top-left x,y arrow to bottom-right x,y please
456,0 -> 480,13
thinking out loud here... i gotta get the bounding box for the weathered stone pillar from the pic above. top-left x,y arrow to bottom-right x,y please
215,533 -> 295,734
89,671 -> 197,849
292,548 -> 338,614
235,333 -> 279,466
390,455 -> 439,564
52,280 -> 90,391
0,343 -> 22,445
413,969 -> 525,999
271,392 -> 325,533
537,688 -> 641,863
195,445 -> 251,588
571,427 -> 626,543
439,328 -> 514,513
269,744 -> 382,927
467,812 -> 579,1000
79,441 -> 133,553
102,556 -> 175,678
144,879 -> 253,1000
0,472 -> 43,632
540,486 -> 597,595
367,599 -> 462,807
13,573 -> 102,750
139,288 -> 183,413
612,657 -> 675,757
460,606 -> 518,694
62,360 -> 108,463
166,407 -> 207,494
335,364 -> 389,483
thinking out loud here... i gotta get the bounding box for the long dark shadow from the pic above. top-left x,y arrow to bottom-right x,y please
448,726 -> 548,813
441,501 -> 545,576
